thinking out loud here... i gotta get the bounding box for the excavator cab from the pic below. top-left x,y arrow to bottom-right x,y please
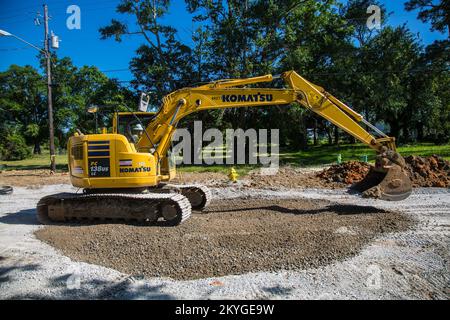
113,112 -> 156,144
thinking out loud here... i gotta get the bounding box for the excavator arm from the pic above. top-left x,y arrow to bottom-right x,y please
137,70 -> 412,201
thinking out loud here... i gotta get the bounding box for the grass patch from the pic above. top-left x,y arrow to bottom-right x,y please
280,142 -> 450,167
178,164 -> 256,175
0,151 -> 68,171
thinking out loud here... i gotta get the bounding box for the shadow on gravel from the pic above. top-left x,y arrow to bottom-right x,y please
8,274 -> 175,300
0,209 -> 177,228
0,263 -> 41,283
213,204 -> 388,216
262,285 -> 294,296
0,209 -> 39,225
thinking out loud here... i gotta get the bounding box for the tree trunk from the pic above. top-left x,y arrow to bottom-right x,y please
403,126 -> 410,143
326,126 -> 333,145
300,125 -> 308,151
334,126 -> 339,145
33,141 -> 41,155
313,119 -> 318,145
417,123 -> 424,141
389,121 -> 400,142
349,136 -> 356,144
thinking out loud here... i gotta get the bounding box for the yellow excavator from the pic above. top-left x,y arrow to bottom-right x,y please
37,71 -> 412,225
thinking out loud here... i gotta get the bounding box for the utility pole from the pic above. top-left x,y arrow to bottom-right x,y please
44,4 -> 56,173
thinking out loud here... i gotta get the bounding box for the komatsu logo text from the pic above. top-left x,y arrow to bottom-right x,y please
120,166 -> 151,173
222,93 -> 273,103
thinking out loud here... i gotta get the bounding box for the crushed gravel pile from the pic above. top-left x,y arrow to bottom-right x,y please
35,198 -> 413,280
404,155 -> 450,188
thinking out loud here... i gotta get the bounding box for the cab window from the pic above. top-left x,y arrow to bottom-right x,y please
117,114 -> 155,143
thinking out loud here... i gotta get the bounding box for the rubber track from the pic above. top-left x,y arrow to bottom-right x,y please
36,192 -> 191,226
166,184 -> 212,210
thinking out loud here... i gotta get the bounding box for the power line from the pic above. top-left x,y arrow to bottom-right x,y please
0,46 -> 32,52
101,68 -> 130,73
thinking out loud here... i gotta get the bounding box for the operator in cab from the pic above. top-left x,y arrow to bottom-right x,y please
131,123 -> 144,143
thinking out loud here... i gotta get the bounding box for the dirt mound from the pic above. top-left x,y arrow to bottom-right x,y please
404,155 -> 450,188
172,171 -> 228,186
316,155 -> 450,188
178,167 -> 345,189
317,161 -> 371,184
35,198 -> 413,280
244,167 -> 344,189
0,170 -> 70,187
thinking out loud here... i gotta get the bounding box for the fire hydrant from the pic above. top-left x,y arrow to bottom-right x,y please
228,167 -> 239,183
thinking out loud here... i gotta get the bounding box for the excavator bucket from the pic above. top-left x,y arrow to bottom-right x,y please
351,152 -> 412,201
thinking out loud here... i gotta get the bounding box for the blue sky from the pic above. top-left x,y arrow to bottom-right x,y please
0,0 -> 447,84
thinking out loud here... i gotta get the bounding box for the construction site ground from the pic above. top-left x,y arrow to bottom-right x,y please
0,163 -> 449,299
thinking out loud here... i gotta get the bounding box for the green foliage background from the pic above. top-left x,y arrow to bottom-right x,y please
0,0 -> 448,161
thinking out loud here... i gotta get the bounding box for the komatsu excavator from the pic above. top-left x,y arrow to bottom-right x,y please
37,71 -> 412,225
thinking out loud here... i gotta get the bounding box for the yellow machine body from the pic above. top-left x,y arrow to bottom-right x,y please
68,133 -> 157,189
68,111 -> 176,189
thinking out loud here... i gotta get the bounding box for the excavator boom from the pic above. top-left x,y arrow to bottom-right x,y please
134,71 -> 411,201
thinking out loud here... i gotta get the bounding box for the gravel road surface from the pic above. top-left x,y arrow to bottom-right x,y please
0,185 -> 448,299
35,198 -> 412,280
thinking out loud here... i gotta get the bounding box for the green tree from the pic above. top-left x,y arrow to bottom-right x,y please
405,0 -> 450,36
361,26 -> 423,140
50,56 -> 134,146
99,0 -> 193,104
278,0 -> 354,147
185,0 -> 356,149
0,128 -> 31,160
0,65 -> 47,155
412,40 -> 450,142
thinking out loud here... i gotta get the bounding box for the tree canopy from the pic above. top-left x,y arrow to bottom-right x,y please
0,58 -> 133,160
0,0 -> 448,160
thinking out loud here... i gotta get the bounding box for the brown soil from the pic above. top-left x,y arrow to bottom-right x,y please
317,155 -> 450,188
171,171 -> 229,186
404,155 -> 450,188
0,168 -> 336,189
0,170 -> 70,187
35,198 -> 413,280
175,167 -> 344,189
244,167 -> 344,189
317,161 -> 371,185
